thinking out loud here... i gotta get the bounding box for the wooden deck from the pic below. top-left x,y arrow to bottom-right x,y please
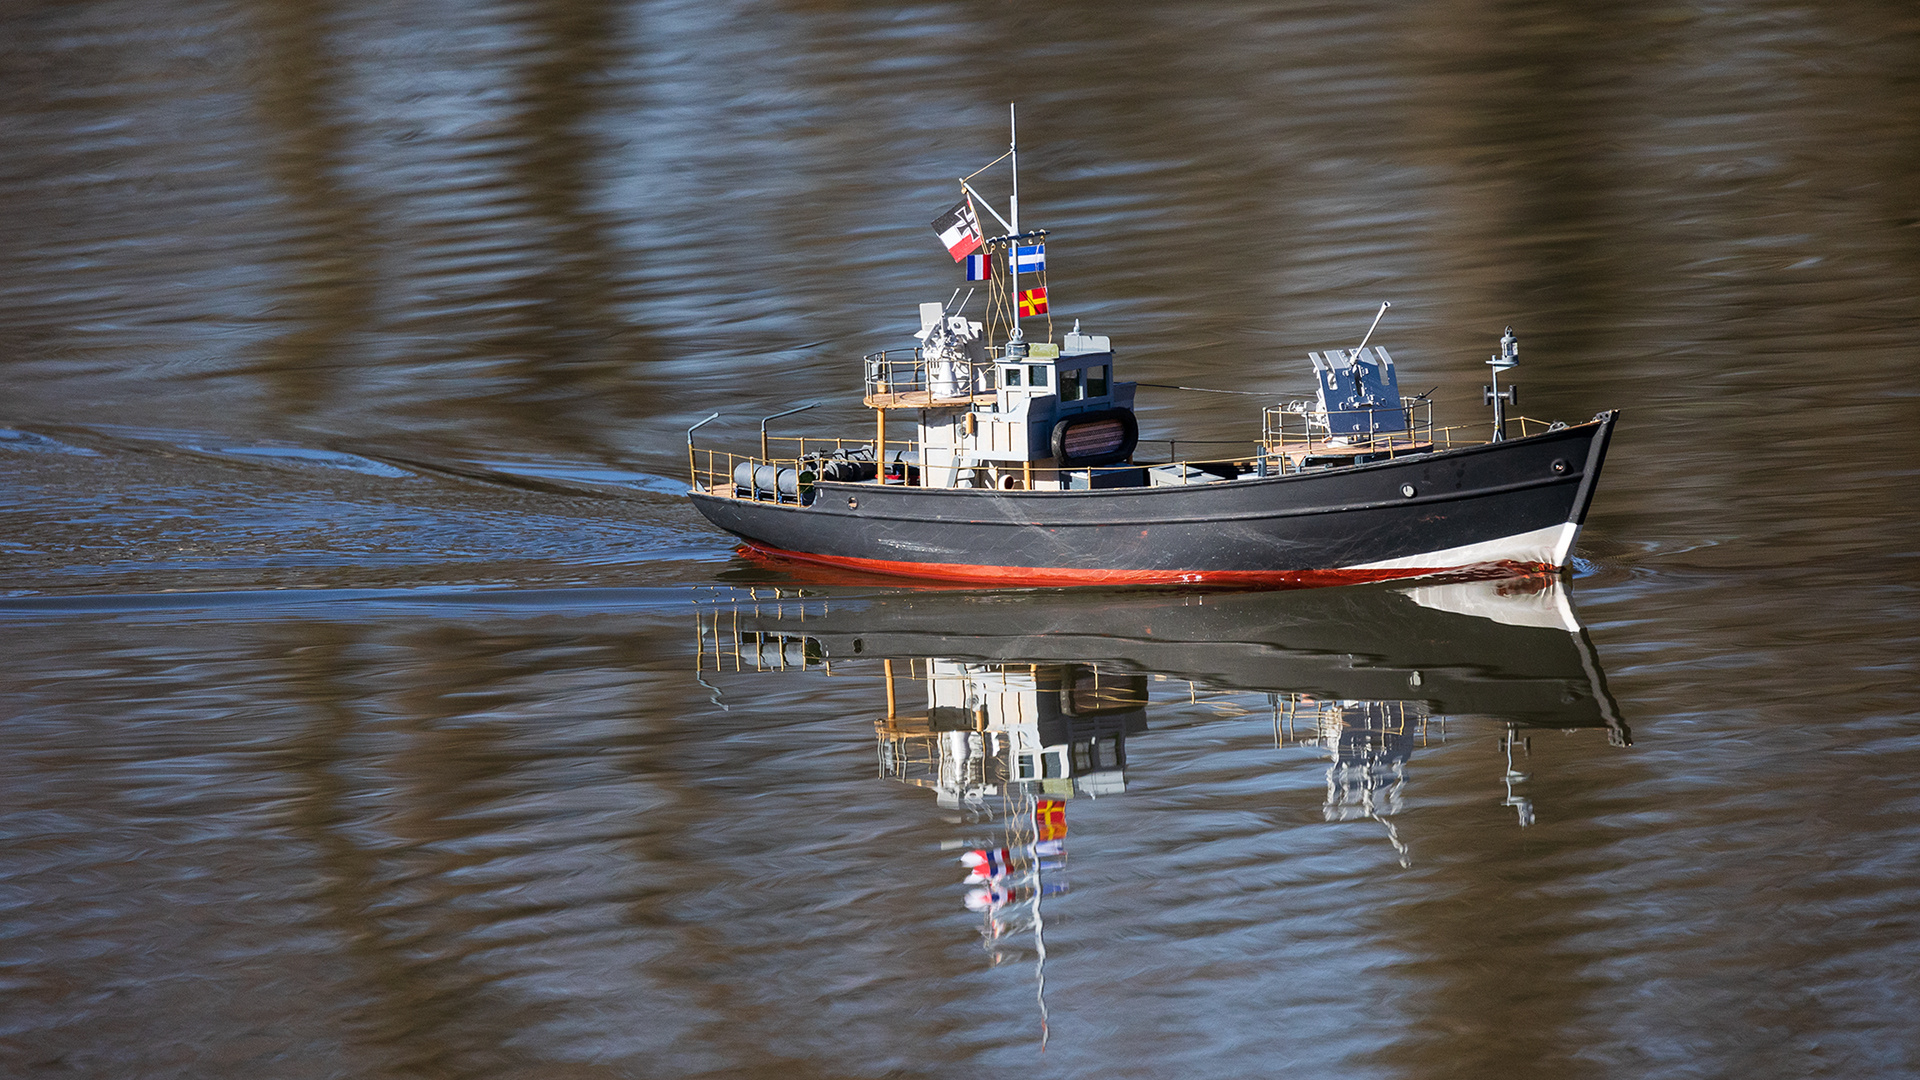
1270,438 -> 1434,467
862,390 -> 998,410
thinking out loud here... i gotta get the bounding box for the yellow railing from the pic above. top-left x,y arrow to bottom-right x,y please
863,348 -> 1001,401
1404,414 -> 1560,450
1131,439 -> 1248,468
688,411 -> 1581,498
1261,398 -> 1437,453
759,434 -> 920,462
693,611 -> 830,674
689,447 -> 803,501
1274,695 -> 1432,750
1053,441 -> 1252,492
876,730 -> 943,787
1259,401 -> 1570,474
687,435 -> 923,500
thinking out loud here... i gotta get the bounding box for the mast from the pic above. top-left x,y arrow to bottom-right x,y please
1029,788 -> 1050,1049
1009,103 -> 1020,235
954,105 -> 1030,354
1008,104 -> 1023,350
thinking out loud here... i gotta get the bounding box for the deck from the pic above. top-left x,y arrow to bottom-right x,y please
1270,437 -> 1434,468
862,390 -> 998,410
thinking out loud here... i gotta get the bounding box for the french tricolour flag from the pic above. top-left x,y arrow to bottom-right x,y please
931,200 -> 983,262
964,252 -> 990,281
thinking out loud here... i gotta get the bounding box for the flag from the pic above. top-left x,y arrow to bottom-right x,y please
961,847 -> 1012,882
1014,243 -> 1046,274
1018,287 -> 1049,318
931,199 -> 983,261
964,885 -> 1011,912
964,251 -> 991,281
1035,798 -> 1066,840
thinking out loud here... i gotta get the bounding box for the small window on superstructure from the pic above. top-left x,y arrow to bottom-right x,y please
1003,366 -> 1022,388
1061,369 -> 1083,402
1029,364 -> 1049,388
1088,365 -> 1108,398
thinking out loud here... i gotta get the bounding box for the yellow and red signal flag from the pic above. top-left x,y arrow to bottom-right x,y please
1018,287 -> 1049,318
1035,798 -> 1066,840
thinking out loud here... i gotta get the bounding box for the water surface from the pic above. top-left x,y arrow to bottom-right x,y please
3,1 -> 1919,1076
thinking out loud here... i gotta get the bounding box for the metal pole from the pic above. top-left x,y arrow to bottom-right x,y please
686,411 -> 720,487
1009,103 -> 1019,236
1009,103 -> 1022,348
760,401 -> 817,462
1490,367 -> 1505,442
960,179 -> 1013,232
1484,326 -> 1518,443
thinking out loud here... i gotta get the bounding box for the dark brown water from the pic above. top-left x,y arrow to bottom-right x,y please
4,1 -> 1919,1076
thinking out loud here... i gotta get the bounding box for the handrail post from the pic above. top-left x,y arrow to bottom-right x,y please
760,401 -> 818,463
687,412 -> 721,487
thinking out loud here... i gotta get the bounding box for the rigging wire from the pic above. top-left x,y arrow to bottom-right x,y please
961,148 -> 1014,183
1134,382 -> 1269,396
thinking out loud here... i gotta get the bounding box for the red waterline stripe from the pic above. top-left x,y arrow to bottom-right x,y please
737,542 -> 1548,589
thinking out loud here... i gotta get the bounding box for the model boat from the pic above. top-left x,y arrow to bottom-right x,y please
686,123 -> 1616,588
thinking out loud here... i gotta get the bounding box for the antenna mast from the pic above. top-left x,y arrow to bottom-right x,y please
1008,103 -> 1023,348
1009,103 -> 1019,236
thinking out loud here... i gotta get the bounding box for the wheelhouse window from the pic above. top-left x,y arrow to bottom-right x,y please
1061,369 -> 1084,402
1028,364 -> 1049,388
1002,366 -> 1022,387
1087,365 -> 1109,398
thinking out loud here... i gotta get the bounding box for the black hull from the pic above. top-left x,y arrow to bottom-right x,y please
689,412 -> 1616,586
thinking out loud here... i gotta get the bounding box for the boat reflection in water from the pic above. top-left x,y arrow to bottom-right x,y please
694,574 -> 1625,982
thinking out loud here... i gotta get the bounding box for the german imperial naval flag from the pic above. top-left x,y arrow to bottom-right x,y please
931,199 -> 983,261
1018,286 -> 1049,317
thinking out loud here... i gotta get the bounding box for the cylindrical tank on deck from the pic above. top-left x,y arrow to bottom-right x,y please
732,461 -> 814,496
814,458 -> 877,483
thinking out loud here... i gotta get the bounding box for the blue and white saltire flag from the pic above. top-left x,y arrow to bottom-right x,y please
1014,243 -> 1046,275
964,251 -> 991,281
